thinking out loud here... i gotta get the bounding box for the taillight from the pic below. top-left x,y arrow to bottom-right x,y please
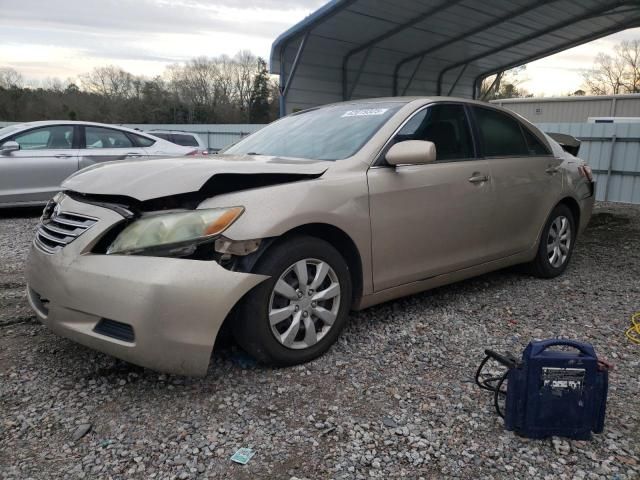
579,164 -> 594,182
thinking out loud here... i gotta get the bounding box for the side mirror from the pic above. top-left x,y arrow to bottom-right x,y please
1,141 -> 20,155
386,140 -> 436,166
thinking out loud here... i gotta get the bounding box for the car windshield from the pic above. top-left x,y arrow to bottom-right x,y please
223,102 -> 405,161
0,123 -> 24,139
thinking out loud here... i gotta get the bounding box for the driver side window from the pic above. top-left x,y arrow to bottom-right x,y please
395,104 -> 474,161
12,126 -> 74,150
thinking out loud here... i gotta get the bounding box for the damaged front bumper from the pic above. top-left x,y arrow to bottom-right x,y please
26,195 -> 268,376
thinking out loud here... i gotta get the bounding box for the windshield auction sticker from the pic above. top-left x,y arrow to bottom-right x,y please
341,108 -> 389,118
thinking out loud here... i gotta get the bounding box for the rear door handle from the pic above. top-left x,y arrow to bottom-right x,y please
545,166 -> 560,174
54,154 -> 73,159
468,174 -> 489,184
126,152 -> 142,158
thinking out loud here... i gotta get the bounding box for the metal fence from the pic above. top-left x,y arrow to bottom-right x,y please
538,122 -> 640,204
120,124 -> 265,152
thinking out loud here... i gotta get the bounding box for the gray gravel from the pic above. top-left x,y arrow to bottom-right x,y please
1,203 -> 639,479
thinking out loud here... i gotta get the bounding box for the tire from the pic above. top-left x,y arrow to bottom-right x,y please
528,203 -> 576,278
232,235 -> 352,366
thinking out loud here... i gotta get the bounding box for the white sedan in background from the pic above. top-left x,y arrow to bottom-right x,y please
147,130 -> 209,155
0,121 -> 197,207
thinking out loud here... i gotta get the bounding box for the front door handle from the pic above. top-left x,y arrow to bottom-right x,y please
54,154 -> 73,159
126,152 -> 142,158
468,174 -> 489,184
545,166 -> 560,174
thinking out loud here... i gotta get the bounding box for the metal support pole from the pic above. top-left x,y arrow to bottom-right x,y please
610,97 -> 617,117
447,64 -> 469,96
346,47 -> 372,100
279,32 -> 309,117
401,55 -> 426,96
604,134 -> 617,201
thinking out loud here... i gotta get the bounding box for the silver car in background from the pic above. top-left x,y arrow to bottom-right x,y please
0,121 -> 197,207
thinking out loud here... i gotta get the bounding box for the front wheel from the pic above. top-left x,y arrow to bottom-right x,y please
232,235 -> 352,366
527,204 -> 576,278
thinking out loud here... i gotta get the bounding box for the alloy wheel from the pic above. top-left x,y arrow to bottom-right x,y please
268,258 -> 341,350
547,215 -> 571,268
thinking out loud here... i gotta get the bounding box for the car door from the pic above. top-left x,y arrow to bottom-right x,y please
78,125 -> 148,169
470,106 -> 563,259
0,124 -> 79,205
367,103 -> 495,291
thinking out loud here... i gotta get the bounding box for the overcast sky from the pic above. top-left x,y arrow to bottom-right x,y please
1,0 -> 638,96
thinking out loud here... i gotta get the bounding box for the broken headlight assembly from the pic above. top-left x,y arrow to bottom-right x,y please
106,207 -> 244,256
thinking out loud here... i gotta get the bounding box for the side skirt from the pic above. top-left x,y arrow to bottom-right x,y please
354,248 -> 536,311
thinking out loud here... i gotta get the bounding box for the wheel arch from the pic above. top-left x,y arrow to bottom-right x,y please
277,223 -> 364,308
557,196 -> 581,231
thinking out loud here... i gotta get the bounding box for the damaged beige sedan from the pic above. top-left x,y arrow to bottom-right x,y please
26,97 -> 595,375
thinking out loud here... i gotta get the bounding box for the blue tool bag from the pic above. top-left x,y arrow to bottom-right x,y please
476,339 -> 608,440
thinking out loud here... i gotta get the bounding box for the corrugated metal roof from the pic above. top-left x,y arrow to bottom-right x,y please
271,0 -> 640,114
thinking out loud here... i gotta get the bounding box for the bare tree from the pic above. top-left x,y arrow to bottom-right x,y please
41,77 -> 66,92
81,65 -> 135,99
167,57 -> 221,122
232,51 -> 259,121
583,52 -> 626,95
0,67 -> 24,89
480,66 -> 530,100
583,40 -> 640,95
619,40 -> 640,93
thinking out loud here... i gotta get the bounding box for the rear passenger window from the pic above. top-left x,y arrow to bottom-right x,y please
171,134 -> 199,147
473,107 -> 529,157
85,127 -> 134,149
522,128 -> 550,155
133,134 -> 155,147
395,104 -> 474,161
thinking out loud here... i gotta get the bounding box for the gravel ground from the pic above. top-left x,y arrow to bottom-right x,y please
0,203 -> 639,480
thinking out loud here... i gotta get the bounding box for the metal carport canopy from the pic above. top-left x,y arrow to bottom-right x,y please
270,0 -> 640,115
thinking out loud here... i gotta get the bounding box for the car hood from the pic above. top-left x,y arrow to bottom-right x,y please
62,155 -> 329,201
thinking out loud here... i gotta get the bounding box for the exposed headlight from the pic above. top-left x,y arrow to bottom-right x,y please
106,207 -> 244,255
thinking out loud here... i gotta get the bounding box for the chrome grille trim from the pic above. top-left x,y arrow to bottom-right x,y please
34,210 -> 98,254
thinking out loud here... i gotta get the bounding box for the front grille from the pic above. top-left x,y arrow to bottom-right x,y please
35,210 -> 98,254
93,319 -> 135,343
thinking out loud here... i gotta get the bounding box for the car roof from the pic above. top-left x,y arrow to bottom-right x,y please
148,130 -> 198,135
320,96 -> 508,109
6,120 -> 155,137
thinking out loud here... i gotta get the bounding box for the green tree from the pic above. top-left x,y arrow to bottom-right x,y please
249,58 -> 271,123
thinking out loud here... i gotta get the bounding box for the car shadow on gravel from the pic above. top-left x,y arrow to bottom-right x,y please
588,211 -> 631,229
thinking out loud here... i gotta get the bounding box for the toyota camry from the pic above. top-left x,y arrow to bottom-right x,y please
26,97 -> 595,375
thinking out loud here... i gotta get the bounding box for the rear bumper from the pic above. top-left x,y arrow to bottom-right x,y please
579,186 -> 596,235
25,196 -> 267,376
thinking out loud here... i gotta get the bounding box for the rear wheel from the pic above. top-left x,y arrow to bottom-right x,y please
528,203 -> 576,278
232,235 -> 352,365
